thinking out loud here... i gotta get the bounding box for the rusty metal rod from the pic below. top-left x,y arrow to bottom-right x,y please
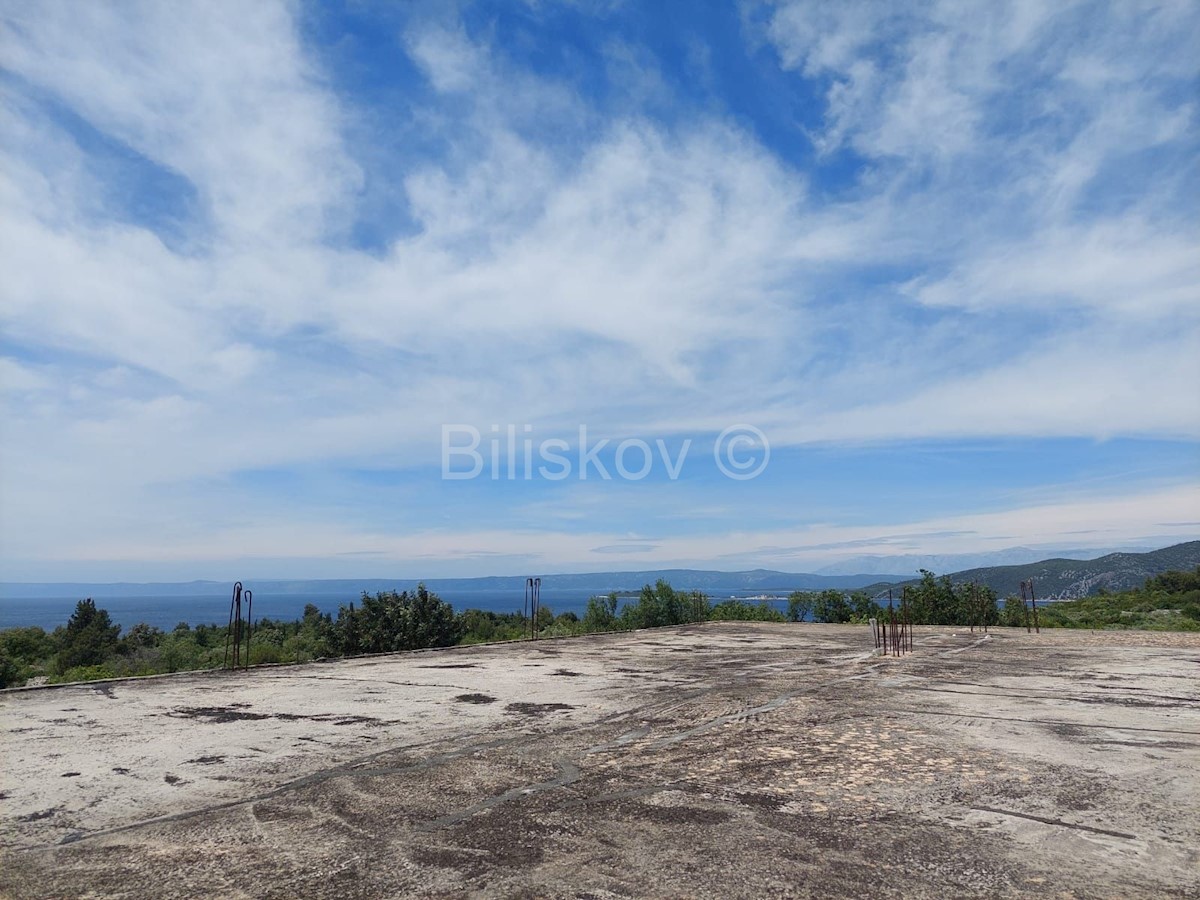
244,589 -> 253,669
224,582 -> 242,669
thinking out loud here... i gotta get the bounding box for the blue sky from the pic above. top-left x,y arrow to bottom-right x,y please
1,0 -> 1198,582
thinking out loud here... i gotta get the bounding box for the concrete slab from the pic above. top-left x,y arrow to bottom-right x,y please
2,623 -> 1198,898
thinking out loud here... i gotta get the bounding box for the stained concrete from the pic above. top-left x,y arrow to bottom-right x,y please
1,623 -> 1198,898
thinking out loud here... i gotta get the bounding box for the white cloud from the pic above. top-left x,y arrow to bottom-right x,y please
0,2 -> 1197,575
906,218 -> 1200,316
0,0 -> 360,246
13,480 -> 1195,579
406,25 -> 485,94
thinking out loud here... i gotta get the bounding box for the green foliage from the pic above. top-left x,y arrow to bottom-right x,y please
809,589 -> 880,624
1,625 -> 53,662
1001,597 -> 1028,628
120,622 -> 164,653
458,609 -> 527,643
786,591 -> 813,622
618,580 -> 709,629
15,570 -> 1191,690
813,589 -> 853,623
0,626 -> 53,687
849,592 -> 878,623
896,542 -> 1200,600
54,599 -> 121,674
583,593 -> 620,631
900,575 -> 998,626
905,572 -> 952,624
48,663 -> 117,684
331,585 -> 463,654
0,647 -> 24,688
1034,577 -> 1200,631
709,599 -> 785,622
1144,566 -> 1200,595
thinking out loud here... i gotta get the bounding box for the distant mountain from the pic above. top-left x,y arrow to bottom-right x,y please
0,569 -> 907,600
868,541 -> 1200,600
7,543 -> 1196,602
813,545 -> 1146,577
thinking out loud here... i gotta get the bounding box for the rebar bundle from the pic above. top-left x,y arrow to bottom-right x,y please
525,577 -> 541,640
223,581 -> 253,669
872,589 -> 912,656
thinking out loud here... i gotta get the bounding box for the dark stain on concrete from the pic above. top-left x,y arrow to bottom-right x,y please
171,706 -> 271,724
416,663 -> 480,669
505,702 -> 575,716
16,808 -> 60,823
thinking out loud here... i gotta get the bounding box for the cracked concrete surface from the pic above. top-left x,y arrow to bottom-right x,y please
2,623 -> 1198,898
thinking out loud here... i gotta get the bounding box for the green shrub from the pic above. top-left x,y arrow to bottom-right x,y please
49,664 -> 117,684
0,648 -> 27,688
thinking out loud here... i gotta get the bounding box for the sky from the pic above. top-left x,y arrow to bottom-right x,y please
1,0 -> 1198,583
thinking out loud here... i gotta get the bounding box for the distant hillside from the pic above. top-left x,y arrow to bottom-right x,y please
870,541 -> 1200,600
812,545 -> 1145,576
8,544 -> 1197,602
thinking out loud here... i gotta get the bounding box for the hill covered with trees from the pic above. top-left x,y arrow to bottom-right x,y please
872,541 -> 1200,599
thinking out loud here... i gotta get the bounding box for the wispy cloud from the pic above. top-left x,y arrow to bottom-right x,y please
1,1 -> 1196,577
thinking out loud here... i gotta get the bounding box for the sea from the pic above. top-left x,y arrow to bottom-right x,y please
0,590 -> 794,632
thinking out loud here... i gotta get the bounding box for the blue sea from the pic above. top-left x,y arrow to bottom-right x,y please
0,590 -> 793,632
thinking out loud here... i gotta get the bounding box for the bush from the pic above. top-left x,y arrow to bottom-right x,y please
48,663 -> 117,684
709,600 -> 785,622
53,599 -> 121,674
332,585 -> 463,654
249,644 -> 282,665
813,590 -> 852,623
583,594 -> 620,631
787,591 -> 814,622
619,581 -> 708,629
1001,597 -> 1027,628
0,648 -> 27,688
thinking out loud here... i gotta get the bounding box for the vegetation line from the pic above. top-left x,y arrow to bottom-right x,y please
3,568 -> 1198,689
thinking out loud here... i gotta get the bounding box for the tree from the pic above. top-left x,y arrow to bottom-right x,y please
850,592 -> 876,622
0,647 -> 24,688
1001,597 -> 1027,628
960,583 -> 999,628
813,589 -> 852,623
0,626 -> 52,672
332,602 -> 362,655
1145,567 -> 1200,594
709,599 -> 785,622
787,591 -> 814,622
120,622 -> 163,653
583,593 -> 619,631
333,586 -> 462,654
54,599 -> 120,674
612,581 -> 709,630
